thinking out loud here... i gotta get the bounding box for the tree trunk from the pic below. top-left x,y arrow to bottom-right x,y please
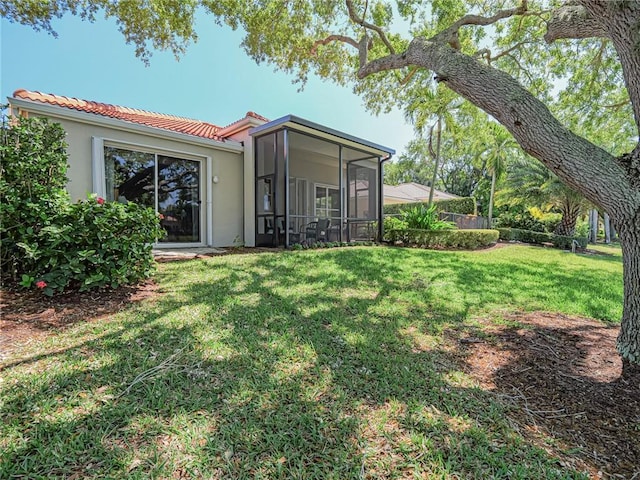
488,170 -> 496,226
554,199 -> 581,236
604,213 -> 611,244
617,213 -> 640,379
611,222 -> 617,242
427,117 -> 442,207
589,209 -> 599,244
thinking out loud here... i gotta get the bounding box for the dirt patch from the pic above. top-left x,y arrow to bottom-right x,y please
0,281 -> 160,359
453,312 -> 639,479
154,247 -> 281,262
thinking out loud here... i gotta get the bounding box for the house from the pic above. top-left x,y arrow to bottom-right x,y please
383,182 -> 460,205
8,89 -> 395,248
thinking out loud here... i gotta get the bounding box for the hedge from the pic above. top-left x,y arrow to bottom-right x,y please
386,228 -> 499,249
553,234 -> 589,250
497,228 -> 588,249
436,197 -> 477,215
383,196 -> 476,216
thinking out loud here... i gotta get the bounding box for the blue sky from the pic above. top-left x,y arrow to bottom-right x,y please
1,12 -> 414,157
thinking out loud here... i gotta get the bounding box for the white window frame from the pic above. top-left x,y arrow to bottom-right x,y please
314,183 -> 340,220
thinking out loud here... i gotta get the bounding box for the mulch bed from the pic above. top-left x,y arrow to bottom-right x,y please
2,285 -> 638,478
453,312 -> 639,479
0,281 -> 160,359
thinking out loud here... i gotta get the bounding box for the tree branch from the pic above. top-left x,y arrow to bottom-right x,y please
398,67 -> 418,85
543,4 -> 608,43
475,41 -> 534,66
311,34 -> 359,54
345,0 -> 395,54
576,1 -> 640,132
435,0 -> 530,46
385,36 -> 640,218
357,53 -> 411,78
601,100 -> 631,110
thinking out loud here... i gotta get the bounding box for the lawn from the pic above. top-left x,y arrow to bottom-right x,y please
0,244 -> 627,479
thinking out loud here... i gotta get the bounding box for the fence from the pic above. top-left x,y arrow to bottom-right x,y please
439,212 -> 490,229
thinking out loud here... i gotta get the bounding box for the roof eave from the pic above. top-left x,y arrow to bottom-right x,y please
249,114 -> 395,157
8,96 -> 244,153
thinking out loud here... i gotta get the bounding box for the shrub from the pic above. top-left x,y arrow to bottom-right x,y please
402,204 -> 456,231
498,228 -> 552,244
434,197 -> 477,215
552,235 -> 588,250
497,227 -> 587,250
388,228 -> 499,249
1,114 -> 165,295
0,115 -> 70,278
529,207 -> 562,233
18,196 -> 165,295
495,211 -> 546,232
383,216 -> 407,240
383,197 -> 477,216
496,228 -> 514,241
575,220 -> 590,238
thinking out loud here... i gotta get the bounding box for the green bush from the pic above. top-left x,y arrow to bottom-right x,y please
498,228 -> 553,244
495,211 -> 547,232
383,216 -> 407,240
552,234 -> 588,250
0,114 -> 70,277
575,220 -> 590,238
496,228 -> 514,241
19,197 -> 165,295
1,114 -> 165,295
538,213 -> 562,233
402,204 -> 456,231
434,197 -> 477,215
497,228 -> 587,250
383,197 -> 476,215
386,228 -> 499,249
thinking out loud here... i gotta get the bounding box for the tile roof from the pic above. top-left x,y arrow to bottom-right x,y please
12,89 -> 268,141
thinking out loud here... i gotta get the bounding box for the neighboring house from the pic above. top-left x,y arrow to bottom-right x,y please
383,182 -> 460,205
8,89 -> 395,248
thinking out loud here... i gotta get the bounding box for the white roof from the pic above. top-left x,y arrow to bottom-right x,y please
383,182 -> 460,203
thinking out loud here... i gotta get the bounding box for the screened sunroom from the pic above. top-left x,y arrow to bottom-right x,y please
250,116 -> 395,247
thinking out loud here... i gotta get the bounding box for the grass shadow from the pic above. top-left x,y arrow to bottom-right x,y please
1,245 -> 623,478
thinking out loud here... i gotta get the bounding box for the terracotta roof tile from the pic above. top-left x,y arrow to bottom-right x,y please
12,89 -> 226,141
245,111 -> 270,122
219,111 -> 270,131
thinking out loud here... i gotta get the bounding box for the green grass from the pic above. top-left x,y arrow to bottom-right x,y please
0,244 -> 623,479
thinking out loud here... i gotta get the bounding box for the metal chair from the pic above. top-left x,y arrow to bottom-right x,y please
302,218 -> 331,243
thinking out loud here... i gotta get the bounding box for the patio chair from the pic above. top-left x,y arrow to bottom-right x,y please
266,217 -> 290,244
302,218 -> 331,243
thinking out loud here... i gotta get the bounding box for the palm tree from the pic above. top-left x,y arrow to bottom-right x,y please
502,157 -> 587,236
476,123 -> 519,225
404,84 -> 460,206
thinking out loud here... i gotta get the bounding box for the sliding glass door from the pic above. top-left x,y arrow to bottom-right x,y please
104,146 -> 202,244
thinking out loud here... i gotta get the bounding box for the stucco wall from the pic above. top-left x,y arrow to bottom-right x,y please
29,113 -> 244,247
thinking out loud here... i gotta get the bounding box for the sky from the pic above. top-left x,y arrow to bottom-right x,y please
1,11 -> 414,158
